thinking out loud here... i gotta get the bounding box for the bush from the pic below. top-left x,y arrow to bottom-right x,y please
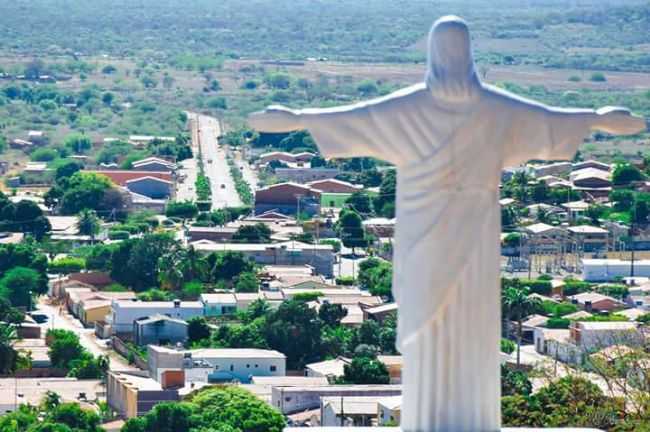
30,148 -> 58,161
501,338 -> 516,354
336,276 -> 356,286
165,201 -> 198,219
108,230 -> 129,240
563,279 -> 592,296
49,257 -> 85,274
546,317 -> 570,329
590,72 -> 607,82
521,279 -> 552,296
292,292 -> 323,302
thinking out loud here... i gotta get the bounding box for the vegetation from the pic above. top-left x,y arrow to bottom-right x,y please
123,386 -> 284,432
0,191 -> 51,240
46,329 -> 108,379
0,399 -> 102,432
227,156 -> 253,205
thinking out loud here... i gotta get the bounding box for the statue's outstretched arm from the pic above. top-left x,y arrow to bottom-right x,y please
587,106 -> 647,135
248,105 -> 302,133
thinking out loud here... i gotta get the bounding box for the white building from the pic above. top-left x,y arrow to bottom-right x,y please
321,396 -> 380,427
582,258 -> 650,282
148,345 -> 286,384
110,299 -> 203,333
271,385 -> 401,415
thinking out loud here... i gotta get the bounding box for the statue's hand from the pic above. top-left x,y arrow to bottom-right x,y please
595,106 -> 647,135
248,105 -> 301,132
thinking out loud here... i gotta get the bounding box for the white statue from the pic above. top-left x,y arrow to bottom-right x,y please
249,16 -> 646,432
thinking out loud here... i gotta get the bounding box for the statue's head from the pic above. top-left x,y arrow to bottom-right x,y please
425,15 -> 480,99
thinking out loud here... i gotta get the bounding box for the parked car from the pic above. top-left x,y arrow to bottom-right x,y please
29,312 -> 49,324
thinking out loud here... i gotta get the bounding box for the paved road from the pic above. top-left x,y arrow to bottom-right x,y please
36,297 -> 135,371
195,114 -> 243,209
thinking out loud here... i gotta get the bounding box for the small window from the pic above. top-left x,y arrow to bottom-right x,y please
270,365 -> 277,372
254,364 -> 258,368
230,365 -> 234,371
246,364 -> 250,368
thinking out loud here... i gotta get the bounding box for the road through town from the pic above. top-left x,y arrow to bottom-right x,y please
36,297 -> 135,371
195,114 -> 243,209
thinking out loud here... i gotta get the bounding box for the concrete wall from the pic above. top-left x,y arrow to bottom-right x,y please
271,387 -> 401,414
134,320 -> 188,346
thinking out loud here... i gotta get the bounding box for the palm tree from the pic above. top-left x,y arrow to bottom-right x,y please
158,248 -> 186,291
503,285 -> 541,367
0,323 -> 18,374
77,209 -> 100,241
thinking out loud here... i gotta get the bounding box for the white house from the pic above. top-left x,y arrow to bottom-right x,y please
147,345 -> 286,384
201,293 -> 237,316
109,299 -> 203,334
582,258 -> 650,282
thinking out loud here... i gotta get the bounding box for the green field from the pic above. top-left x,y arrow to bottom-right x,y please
321,193 -> 352,208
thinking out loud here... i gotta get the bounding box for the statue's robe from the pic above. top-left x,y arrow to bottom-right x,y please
295,81 -> 591,432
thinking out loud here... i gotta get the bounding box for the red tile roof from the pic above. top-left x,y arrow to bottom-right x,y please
86,170 -> 172,186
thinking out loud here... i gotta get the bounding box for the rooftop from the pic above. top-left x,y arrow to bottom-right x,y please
322,396 -> 381,415
0,378 -> 103,407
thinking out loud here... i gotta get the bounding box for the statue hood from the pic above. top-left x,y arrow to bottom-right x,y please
425,16 -> 481,101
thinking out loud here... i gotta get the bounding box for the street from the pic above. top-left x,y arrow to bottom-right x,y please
195,114 -> 243,209
175,113 -> 200,202
36,297 -> 136,371
233,148 -> 259,191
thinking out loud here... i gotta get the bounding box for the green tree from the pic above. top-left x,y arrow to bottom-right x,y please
47,329 -> 84,369
189,386 -> 285,432
340,355 -> 390,384
503,376 -> 621,429
111,233 -> 177,290
373,169 -> 396,217
318,302 -> 347,327
0,266 -> 40,308
339,209 -> 368,254
77,209 -> 101,239
345,191 -> 373,214
63,133 -> 92,154
0,323 -> 19,374
264,299 -> 322,368
208,251 -> 255,281
55,160 -> 82,180
165,201 -> 198,219
357,80 -> 378,97
232,223 -> 271,243
234,271 -> 259,292
503,285 -> 540,367
357,258 -> 393,299
187,317 -> 211,343
0,297 -> 25,324
501,365 -> 532,396
58,172 -> 113,214
612,163 -> 645,186
0,243 -> 48,294
46,402 -> 102,432
265,73 -> 291,89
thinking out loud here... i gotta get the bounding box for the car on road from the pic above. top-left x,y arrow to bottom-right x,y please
221,184 -> 226,189
29,312 -> 49,324
207,159 -> 213,163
